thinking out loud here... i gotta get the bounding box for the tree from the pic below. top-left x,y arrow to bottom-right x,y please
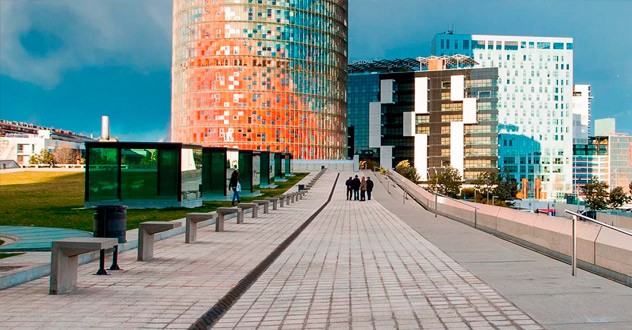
609,186 -> 631,208
428,166 -> 462,198
494,171 -> 519,202
474,171 -> 498,203
395,160 -> 420,183
29,149 -> 54,165
581,178 -> 609,210
53,147 -> 80,164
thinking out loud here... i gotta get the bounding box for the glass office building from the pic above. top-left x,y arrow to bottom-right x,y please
432,33 -> 574,200
171,0 -> 348,160
348,57 -> 498,182
572,134 -> 632,199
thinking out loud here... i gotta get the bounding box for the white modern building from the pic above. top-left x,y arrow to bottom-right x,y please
0,130 -> 87,166
433,33 -> 574,200
572,84 -> 591,144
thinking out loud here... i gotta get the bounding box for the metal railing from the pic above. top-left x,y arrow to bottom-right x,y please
433,192 -> 480,226
564,209 -> 632,276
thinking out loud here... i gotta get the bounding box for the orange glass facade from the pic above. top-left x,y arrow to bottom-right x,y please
171,0 -> 348,159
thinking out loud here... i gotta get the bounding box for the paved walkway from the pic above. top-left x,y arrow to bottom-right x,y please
0,170 -> 630,329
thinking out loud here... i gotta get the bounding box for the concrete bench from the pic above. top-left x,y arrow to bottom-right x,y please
237,203 -> 258,218
278,196 -> 287,207
185,212 -> 216,243
253,200 -> 270,214
266,197 -> 279,210
50,237 -> 118,295
138,221 -> 182,261
216,207 -> 244,232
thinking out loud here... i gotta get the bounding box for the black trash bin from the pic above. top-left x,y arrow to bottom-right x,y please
94,205 -> 127,243
298,184 -> 305,191
93,205 -> 127,273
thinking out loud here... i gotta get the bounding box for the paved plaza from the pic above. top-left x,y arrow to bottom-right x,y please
0,171 -> 631,329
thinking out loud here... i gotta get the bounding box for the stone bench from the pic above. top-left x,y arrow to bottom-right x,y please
138,221 -> 182,261
253,200 -> 270,214
216,207 -> 244,232
237,203 -> 258,218
50,237 -> 118,295
185,212 -> 216,243
278,195 -> 287,207
266,197 -> 279,210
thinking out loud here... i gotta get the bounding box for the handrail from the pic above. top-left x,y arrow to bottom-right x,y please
564,209 -> 632,277
564,210 -> 632,236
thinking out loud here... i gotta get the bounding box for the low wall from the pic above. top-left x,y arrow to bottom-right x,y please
386,169 -> 632,286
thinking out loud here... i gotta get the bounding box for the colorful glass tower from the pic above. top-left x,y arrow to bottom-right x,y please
171,0 -> 348,159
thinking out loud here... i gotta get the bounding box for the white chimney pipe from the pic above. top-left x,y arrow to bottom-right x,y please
101,116 -> 110,140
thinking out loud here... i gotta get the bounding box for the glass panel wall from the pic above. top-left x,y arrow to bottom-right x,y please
120,148 -> 158,200
87,147 -> 119,201
181,148 -> 202,200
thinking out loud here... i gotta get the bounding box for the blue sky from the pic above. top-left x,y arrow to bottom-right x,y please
1,0 -> 631,141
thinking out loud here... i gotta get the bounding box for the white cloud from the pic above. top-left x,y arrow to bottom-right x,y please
0,0 -> 172,88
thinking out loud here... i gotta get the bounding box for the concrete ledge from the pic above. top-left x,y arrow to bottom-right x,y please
138,222 -> 182,261
216,207 -> 244,231
237,203 -> 258,218
50,237 -> 118,295
253,200 -> 269,214
185,212 -> 216,243
266,197 -> 279,210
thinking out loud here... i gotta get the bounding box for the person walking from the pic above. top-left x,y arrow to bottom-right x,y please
366,177 -> 374,200
360,176 -> 367,201
352,175 -> 361,201
229,170 -> 241,206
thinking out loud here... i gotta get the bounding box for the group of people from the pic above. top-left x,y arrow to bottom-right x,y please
345,175 -> 374,201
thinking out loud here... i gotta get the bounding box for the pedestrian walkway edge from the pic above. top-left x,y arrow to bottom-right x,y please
189,173 -> 340,330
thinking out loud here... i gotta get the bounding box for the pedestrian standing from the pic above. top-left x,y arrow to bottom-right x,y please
345,176 -> 353,200
366,177 -> 374,200
360,176 -> 367,201
352,175 -> 361,200
229,170 -> 241,205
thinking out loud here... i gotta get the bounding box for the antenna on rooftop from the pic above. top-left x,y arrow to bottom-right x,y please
447,24 -> 455,34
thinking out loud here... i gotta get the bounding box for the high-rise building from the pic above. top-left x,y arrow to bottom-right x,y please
348,56 -> 498,182
572,84 -> 591,144
171,0 -> 348,159
432,32 -> 574,200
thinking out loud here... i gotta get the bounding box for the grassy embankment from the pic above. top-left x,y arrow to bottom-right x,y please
0,171 -> 306,233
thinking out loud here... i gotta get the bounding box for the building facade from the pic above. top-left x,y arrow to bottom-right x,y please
594,118 -> 616,136
432,33 -> 574,200
572,134 -> 632,199
348,57 -> 498,183
171,0 -> 349,159
572,84 -> 591,144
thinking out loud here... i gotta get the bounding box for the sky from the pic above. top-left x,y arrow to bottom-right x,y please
1,0 -> 631,141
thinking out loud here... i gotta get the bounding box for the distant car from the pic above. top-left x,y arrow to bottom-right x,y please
578,210 -> 596,219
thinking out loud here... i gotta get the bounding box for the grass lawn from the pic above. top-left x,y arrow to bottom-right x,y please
0,171 -> 307,232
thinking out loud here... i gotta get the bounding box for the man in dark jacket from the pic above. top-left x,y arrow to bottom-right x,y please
345,176 -> 353,200
352,175 -> 361,201
366,177 -> 374,200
